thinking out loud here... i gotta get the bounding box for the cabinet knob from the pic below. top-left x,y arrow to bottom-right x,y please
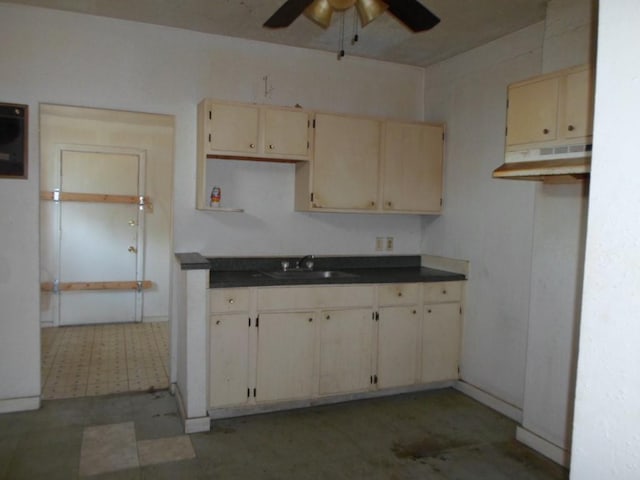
412,310 -> 417,315
269,144 -> 274,150
427,309 -> 432,313
543,128 -> 549,134
442,290 -> 447,295
568,125 -> 575,131
397,292 -> 403,297
370,201 -> 375,207
325,315 -> 330,320
387,201 -> 392,207
249,143 -> 255,149
228,298 -> 234,304
216,320 -> 221,325
310,317 -> 314,322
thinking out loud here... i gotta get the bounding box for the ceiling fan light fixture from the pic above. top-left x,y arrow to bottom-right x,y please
304,0 -> 333,28
355,0 -> 388,26
328,0 -> 357,10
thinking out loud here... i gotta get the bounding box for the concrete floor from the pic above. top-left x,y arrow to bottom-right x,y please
0,388 -> 568,479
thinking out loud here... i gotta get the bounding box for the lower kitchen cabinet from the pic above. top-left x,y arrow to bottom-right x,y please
207,281 -> 464,415
255,311 -> 316,403
318,308 -> 374,396
209,313 -> 250,407
377,306 -> 420,389
421,302 -> 461,383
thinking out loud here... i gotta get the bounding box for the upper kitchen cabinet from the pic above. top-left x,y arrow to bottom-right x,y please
199,99 -> 312,159
382,121 -> 444,213
196,99 -> 312,210
505,64 -> 595,149
196,99 -> 446,213
295,114 -> 445,214
296,112 -> 381,212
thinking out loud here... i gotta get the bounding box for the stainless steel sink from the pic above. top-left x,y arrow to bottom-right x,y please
261,270 -> 358,280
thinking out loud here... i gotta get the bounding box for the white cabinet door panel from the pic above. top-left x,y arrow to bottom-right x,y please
256,311 -> 315,403
319,308 -> 373,395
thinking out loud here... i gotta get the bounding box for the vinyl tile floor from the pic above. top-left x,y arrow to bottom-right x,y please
41,322 -> 169,400
0,388 -> 569,479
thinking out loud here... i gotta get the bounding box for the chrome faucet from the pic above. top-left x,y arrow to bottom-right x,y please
296,255 -> 315,271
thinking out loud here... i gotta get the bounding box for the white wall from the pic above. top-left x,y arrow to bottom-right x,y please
571,1 -> 640,477
520,0 -> 596,455
422,23 -> 543,408
0,2 -> 426,406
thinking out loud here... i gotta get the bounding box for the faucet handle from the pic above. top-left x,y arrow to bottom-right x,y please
281,261 -> 290,271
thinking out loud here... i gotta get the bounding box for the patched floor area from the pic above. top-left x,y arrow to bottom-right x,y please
0,388 -> 568,479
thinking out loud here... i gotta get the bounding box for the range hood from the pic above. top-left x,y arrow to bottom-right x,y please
493,143 -> 591,182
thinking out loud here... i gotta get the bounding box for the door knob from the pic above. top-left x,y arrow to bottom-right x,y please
128,246 -> 137,253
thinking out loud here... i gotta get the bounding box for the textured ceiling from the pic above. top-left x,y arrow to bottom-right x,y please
4,0 -> 548,67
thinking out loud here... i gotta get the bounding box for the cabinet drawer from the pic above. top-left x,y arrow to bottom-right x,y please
257,285 -> 374,311
423,282 -> 462,303
377,283 -> 419,306
210,288 -> 250,313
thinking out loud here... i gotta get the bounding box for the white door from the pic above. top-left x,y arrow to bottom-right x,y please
56,146 -> 146,325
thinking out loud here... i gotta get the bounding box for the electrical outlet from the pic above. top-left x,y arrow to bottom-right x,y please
386,237 -> 394,251
375,237 -> 384,251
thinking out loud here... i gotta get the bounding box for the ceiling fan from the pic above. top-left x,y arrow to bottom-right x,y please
263,0 -> 440,33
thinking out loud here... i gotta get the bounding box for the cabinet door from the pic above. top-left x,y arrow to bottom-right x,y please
209,313 -> 250,407
318,308 -> 373,395
312,113 -> 380,210
564,68 -> 595,140
506,77 -> 559,147
421,303 -> 461,383
377,306 -> 420,389
208,103 -> 259,154
256,311 -> 315,403
382,122 -> 443,212
263,108 -> 310,158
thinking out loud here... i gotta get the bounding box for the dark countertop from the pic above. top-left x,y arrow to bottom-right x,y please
175,252 -> 210,270
209,266 -> 466,288
204,255 -> 466,288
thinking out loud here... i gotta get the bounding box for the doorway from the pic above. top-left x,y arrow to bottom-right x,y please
39,104 -> 174,399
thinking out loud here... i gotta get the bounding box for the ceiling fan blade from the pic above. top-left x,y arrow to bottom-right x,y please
264,0 -> 316,28
384,0 -> 440,32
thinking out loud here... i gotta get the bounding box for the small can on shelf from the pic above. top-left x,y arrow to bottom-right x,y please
210,186 -> 221,207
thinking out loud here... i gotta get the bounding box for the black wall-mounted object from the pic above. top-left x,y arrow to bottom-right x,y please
0,103 -> 28,179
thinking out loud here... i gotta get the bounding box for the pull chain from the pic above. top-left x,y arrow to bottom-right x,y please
338,11 -> 345,59
352,8 -> 359,44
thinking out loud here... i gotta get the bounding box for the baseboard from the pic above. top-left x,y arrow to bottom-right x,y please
208,381 -> 455,420
454,380 -> 523,422
516,426 -> 570,467
0,395 -> 40,414
173,383 -> 210,434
